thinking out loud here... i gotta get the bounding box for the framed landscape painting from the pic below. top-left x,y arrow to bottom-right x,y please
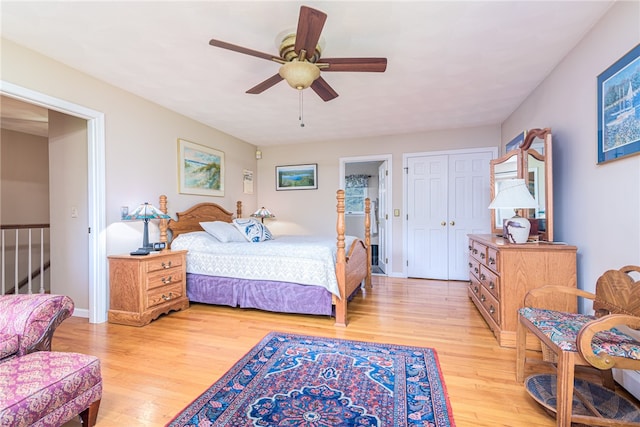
597,43 -> 640,164
178,139 -> 225,196
276,164 -> 318,190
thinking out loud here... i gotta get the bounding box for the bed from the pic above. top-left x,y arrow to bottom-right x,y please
157,190 -> 371,326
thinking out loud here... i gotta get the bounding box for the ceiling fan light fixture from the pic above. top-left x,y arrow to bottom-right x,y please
279,60 -> 320,90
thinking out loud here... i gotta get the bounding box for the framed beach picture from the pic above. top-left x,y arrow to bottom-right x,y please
275,163 -> 318,190
597,43 -> 640,164
178,139 -> 225,196
505,131 -> 526,154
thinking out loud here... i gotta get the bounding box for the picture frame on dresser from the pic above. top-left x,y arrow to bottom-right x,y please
597,43 -> 640,164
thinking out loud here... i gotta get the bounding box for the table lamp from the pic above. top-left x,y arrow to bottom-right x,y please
124,202 -> 170,253
488,179 -> 537,244
250,207 -> 275,223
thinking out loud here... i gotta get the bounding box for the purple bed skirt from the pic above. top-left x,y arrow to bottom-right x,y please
186,273 -> 334,316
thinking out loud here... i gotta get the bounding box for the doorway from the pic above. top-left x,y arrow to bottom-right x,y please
1,81 -> 107,323
340,154 -> 392,276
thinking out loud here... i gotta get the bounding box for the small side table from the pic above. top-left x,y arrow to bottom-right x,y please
108,250 -> 189,326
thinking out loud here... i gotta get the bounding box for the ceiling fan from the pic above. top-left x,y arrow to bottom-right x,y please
209,5 -> 387,102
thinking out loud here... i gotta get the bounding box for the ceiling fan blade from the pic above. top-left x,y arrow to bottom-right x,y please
311,77 -> 339,102
321,58 -> 388,72
209,39 -> 284,62
246,74 -> 284,94
294,6 -> 327,61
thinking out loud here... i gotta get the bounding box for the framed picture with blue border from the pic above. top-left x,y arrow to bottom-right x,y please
505,130 -> 527,154
597,43 -> 640,164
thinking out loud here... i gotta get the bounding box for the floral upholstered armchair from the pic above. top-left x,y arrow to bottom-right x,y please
0,293 -> 74,363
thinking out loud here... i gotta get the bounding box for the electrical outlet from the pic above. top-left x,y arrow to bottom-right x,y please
71,207 -> 78,218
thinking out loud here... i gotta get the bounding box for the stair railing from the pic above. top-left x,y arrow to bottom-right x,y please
0,224 -> 50,295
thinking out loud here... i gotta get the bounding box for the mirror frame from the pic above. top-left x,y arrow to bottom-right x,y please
521,128 -> 553,242
490,128 -> 554,241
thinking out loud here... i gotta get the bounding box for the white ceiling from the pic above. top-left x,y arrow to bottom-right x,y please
0,1 -> 613,146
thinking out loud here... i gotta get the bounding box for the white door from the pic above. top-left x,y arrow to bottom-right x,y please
407,155 -> 449,279
407,150 -> 493,280
377,161 -> 388,273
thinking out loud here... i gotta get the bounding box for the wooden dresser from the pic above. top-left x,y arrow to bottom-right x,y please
467,234 -> 577,348
108,250 -> 189,326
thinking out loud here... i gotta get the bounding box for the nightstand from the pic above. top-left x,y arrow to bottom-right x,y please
108,250 -> 189,326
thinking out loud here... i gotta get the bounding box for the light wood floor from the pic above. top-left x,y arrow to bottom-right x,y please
54,276 -> 613,426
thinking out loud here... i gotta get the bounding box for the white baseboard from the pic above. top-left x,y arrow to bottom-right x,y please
72,308 -> 89,319
613,369 -> 640,400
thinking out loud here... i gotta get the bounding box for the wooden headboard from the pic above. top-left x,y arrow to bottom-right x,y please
158,195 -> 242,244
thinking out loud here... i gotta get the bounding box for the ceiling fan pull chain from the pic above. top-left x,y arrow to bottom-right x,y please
299,90 -> 305,127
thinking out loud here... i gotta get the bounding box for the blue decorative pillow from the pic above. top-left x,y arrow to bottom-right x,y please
232,218 -> 272,242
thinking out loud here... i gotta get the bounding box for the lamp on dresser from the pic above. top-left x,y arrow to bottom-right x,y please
488,179 -> 537,244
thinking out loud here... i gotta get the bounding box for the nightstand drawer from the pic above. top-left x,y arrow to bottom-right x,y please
147,268 -> 184,290
146,254 -> 183,272
147,283 -> 185,309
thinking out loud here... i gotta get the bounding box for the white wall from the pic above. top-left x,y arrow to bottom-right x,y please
258,125 -> 501,275
502,0 -> 640,310
1,39 -> 258,312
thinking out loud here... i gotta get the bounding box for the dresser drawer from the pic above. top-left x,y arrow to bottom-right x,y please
469,274 -> 481,298
486,247 -> 499,272
146,254 -> 183,273
147,268 -> 184,290
479,265 -> 500,301
479,288 -> 500,325
146,282 -> 185,309
470,240 -> 487,264
468,257 -> 481,280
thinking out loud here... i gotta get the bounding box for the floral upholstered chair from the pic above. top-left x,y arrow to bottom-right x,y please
0,293 -> 74,362
0,294 -> 102,427
516,265 -> 640,427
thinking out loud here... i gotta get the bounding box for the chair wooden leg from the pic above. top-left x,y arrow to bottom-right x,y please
516,315 -> 527,382
555,351 -> 575,427
79,399 -> 101,427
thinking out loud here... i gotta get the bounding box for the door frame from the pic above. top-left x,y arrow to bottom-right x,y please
339,154 -> 392,276
1,80 -> 107,323
402,147 -> 497,278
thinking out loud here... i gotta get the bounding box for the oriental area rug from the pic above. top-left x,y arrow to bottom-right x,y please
167,332 -> 455,426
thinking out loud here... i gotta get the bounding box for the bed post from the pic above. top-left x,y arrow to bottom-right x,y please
364,198 -> 372,288
335,189 -> 348,327
236,201 -> 242,218
159,194 -> 169,250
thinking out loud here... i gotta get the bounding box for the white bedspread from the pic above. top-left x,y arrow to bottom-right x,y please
170,232 -> 357,297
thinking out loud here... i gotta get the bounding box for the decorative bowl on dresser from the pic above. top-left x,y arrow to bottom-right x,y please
467,234 -> 577,348
108,250 -> 189,326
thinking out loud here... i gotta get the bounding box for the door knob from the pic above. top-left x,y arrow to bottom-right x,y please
441,221 -> 446,226
450,221 -> 455,226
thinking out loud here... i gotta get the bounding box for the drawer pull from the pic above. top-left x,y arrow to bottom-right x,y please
489,281 -> 495,290
161,276 -> 173,284
473,249 -> 478,254
474,267 -> 479,274
161,292 -> 174,301
480,252 -> 485,259
474,285 -> 479,294
488,257 -> 495,265
468,245 -> 473,250
489,305 -> 495,315
480,294 -> 486,302
161,261 -> 173,269
468,262 -> 472,268
480,273 -> 486,280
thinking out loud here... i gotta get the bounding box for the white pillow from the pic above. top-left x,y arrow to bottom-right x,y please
232,218 -> 272,242
199,221 -> 246,243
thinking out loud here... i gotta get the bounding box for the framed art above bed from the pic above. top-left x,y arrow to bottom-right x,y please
178,138 -> 225,196
275,163 -> 317,190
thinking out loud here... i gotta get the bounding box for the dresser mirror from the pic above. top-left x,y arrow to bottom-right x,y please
490,128 -> 553,241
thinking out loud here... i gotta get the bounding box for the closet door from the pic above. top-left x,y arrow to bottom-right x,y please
407,150 -> 493,280
407,155 -> 449,279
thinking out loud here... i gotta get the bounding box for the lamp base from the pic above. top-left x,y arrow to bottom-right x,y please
503,215 -> 531,244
